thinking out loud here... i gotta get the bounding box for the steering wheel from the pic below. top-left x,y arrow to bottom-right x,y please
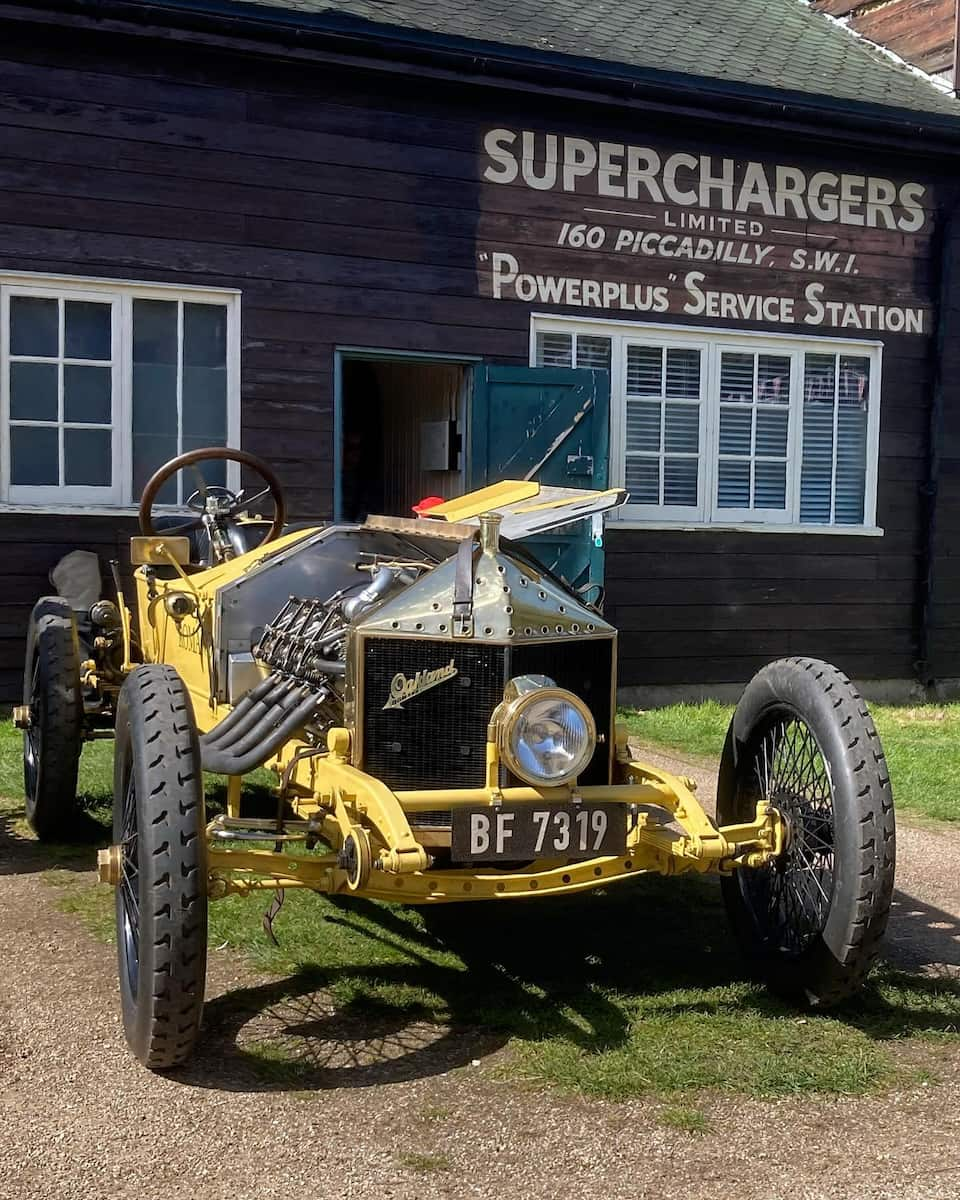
139,447 -> 286,563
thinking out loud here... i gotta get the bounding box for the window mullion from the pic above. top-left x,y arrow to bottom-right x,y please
176,299 -> 185,504
115,294 -> 127,504
0,287 -> 7,501
704,342 -> 718,523
829,353 -> 840,525
749,353 -> 758,511
57,297 -> 65,488
611,334 -> 626,494
789,350 -> 802,523
659,349 -> 667,506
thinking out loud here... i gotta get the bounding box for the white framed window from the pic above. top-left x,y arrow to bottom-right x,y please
532,317 -> 882,534
0,274 -> 240,509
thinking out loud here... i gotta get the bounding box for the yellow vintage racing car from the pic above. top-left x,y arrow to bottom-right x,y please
17,447 -> 896,1069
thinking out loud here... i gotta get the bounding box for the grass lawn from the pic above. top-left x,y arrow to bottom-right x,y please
621,700 -> 960,824
2,711 -> 958,1101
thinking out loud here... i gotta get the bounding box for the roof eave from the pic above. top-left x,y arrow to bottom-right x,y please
11,0 -> 960,149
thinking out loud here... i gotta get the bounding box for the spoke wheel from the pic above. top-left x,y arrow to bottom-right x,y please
740,716 -> 836,957
113,665 -> 207,1070
718,657 -> 895,1007
22,597 -> 82,840
118,772 -> 140,998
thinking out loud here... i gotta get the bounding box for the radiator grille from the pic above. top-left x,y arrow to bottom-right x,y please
360,638 -> 507,790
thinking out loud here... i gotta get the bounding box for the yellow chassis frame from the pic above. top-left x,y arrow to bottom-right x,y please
97,531 -> 784,905
202,725 -> 784,904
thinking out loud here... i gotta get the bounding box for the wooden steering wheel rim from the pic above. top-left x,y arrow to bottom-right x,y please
138,446 -> 287,543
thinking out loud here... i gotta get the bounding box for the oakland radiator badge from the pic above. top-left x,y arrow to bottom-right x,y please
384,659 -> 459,710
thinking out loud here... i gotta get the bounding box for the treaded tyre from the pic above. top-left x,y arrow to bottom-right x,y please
113,664 -> 207,1069
23,596 -> 83,840
718,656 -> 895,1007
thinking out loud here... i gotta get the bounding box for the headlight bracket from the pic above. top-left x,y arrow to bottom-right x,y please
493,675 -> 597,789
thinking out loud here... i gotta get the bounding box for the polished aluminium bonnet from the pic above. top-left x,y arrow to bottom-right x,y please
353,515 -> 614,644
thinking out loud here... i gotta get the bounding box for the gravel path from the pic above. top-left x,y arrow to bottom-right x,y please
1,749 -> 959,1200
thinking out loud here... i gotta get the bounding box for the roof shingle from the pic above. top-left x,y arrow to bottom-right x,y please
223,0 -> 960,117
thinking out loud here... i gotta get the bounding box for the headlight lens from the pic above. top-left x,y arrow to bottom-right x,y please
501,686 -> 596,786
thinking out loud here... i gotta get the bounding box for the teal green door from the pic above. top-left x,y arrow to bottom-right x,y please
469,365 -> 611,600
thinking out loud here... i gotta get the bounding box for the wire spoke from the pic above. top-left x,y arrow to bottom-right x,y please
739,712 -> 836,956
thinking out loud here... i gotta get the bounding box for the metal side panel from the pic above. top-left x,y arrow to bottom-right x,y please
213,525 -> 441,702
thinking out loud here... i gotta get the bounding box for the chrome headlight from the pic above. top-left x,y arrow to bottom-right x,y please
498,675 -> 596,787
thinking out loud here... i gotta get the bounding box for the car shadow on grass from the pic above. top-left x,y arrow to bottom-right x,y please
886,890 -> 960,972
175,874 -> 960,1095
0,779 -> 279,877
0,794 -> 112,875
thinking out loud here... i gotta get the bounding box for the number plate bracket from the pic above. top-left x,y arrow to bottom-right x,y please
450,803 -> 627,863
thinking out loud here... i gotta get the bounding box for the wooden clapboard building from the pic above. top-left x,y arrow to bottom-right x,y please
811,0 -> 959,89
1,0 -> 960,703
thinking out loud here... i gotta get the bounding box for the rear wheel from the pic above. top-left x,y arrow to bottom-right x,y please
114,664 -> 207,1069
718,657 -> 895,1007
23,597 -> 83,840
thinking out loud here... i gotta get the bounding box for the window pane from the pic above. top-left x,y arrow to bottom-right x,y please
133,436 -> 178,503
835,407 -> 867,524
720,352 -> 754,402
183,303 -> 227,368
133,361 -> 177,501
756,408 -> 788,458
625,457 -> 659,504
133,364 -> 177,431
10,297 -> 58,357
64,365 -> 111,424
65,301 -> 111,360
664,404 -> 699,453
839,356 -> 870,407
800,403 -> 835,523
663,458 -> 697,505
804,353 -> 836,402
180,442 -> 227,489
11,425 -> 58,485
626,345 -> 662,395
575,335 -> 611,370
626,400 -> 661,453
758,355 -> 790,403
133,299 -> 178,364
719,407 -> 752,457
755,460 -> 787,509
665,349 -> 700,399
10,361 -> 58,421
717,460 -> 750,508
182,367 -> 226,441
535,331 -> 573,367
65,428 -> 111,486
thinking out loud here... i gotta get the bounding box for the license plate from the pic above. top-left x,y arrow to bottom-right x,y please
450,803 -> 627,863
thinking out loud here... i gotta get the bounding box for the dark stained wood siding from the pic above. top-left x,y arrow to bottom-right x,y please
813,0 -> 956,79
0,514 -> 138,699
0,14 -> 955,697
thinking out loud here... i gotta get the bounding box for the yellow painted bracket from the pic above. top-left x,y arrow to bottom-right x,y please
616,754 -> 784,870
281,728 -> 430,876
201,728 -> 783,905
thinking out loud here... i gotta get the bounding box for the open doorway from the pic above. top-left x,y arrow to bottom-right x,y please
338,354 -> 469,521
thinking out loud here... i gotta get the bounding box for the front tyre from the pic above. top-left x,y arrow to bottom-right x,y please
718,657 -> 895,1007
23,597 -> 83,840
113,665 -> 207,1069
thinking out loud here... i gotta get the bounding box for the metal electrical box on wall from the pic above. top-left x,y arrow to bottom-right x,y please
420,419 -> 459,471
